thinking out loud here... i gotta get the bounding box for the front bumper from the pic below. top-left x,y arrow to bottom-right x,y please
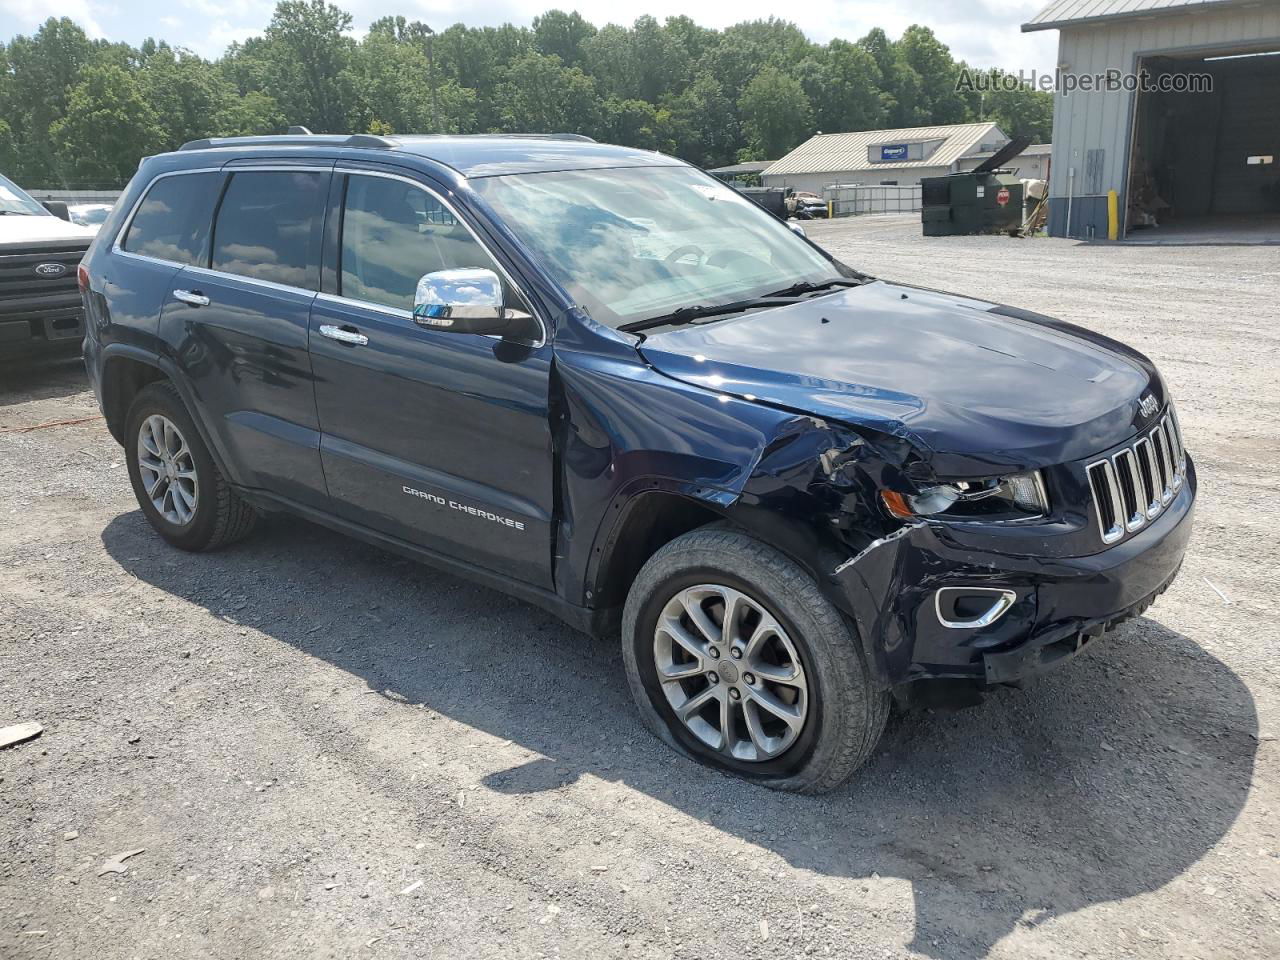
0,296 -> 85,357
833,457 -> 1197,689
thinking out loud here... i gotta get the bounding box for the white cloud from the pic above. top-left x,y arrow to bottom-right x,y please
0,0 -> 105,38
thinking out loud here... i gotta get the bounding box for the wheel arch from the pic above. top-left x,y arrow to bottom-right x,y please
584,484 -> 854,624
101,350 -> 168,444
99,344 -> 244,488
586,489 -> 727,612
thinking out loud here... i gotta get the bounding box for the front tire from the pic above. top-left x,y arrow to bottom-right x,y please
124,381 -> 257,552
622,527 -> 888,794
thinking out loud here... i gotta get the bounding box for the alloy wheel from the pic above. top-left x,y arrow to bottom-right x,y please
653,584 -> 809,762
137,414 -> 199,526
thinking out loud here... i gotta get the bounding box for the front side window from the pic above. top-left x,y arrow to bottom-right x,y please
339,174 -> 505,312
212,171 -> 326,289
473,165 -> 845,328
122,172 -> 221,265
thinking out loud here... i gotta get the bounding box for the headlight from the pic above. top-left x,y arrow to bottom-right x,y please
881,471 -> 1049,521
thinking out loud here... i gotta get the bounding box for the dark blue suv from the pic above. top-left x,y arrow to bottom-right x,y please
81,133 -> 1195,793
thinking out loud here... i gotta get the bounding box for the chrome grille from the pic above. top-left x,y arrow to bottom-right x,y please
1087,406 -> 1187,544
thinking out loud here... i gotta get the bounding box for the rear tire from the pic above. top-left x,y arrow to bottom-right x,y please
124,381 -> 257,551
622,526 -> 888,794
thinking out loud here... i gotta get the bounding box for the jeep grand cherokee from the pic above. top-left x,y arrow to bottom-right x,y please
81,133 -> 1195,793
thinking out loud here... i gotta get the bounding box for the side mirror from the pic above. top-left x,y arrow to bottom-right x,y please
789,223 -> 807,238
413,268 -> 539,341
42,200 -> 71,222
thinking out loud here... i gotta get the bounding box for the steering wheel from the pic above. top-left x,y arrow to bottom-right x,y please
664,244 -> 706,266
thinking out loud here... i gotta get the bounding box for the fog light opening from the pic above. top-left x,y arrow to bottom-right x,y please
935,587 -> 1017,629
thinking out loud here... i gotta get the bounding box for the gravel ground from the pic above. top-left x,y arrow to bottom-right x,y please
3,215 -> 1278,959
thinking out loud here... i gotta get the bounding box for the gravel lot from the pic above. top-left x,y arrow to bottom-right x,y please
3,215 -> 1278,959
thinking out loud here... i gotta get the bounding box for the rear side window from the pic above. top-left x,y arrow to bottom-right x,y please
121,172 -> 220,265
211,171 -> 326,290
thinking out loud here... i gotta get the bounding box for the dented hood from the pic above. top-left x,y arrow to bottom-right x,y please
638,280 -> 1162,476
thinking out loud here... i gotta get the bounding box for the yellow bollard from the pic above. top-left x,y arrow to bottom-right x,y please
1107,190 -> 1119,241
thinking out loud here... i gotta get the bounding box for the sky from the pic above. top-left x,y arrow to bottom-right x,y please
0,0 -> 1061,74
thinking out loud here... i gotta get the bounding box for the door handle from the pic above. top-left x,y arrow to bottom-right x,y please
319,324 -> 369,346
173,289 -> 210,307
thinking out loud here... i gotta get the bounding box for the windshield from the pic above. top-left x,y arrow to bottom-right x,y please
473,166 -> 846,328
0,173 -> 48,216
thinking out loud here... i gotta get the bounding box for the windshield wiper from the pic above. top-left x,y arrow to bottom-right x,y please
767,278 -> 864,298
618,295 -> 803,334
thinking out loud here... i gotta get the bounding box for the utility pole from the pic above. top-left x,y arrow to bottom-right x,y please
425,24 -> 439,132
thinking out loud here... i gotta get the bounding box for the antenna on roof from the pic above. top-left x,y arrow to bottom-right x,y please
287,125 -> 314,135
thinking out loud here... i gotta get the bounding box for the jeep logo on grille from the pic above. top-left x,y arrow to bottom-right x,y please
1138,393 -> 1159,418
34,262 -> 67,278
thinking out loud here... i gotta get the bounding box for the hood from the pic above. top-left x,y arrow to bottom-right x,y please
638,280 -> 1163,476
0,214 -> 96,245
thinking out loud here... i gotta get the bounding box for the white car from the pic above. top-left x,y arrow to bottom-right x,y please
68,203 -> 114,233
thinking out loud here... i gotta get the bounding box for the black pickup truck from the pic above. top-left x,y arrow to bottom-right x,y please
0,172 -> 95,358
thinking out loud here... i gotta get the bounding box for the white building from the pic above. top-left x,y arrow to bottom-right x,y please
1025,0 -> 1280,241
761,122 -> 1011,196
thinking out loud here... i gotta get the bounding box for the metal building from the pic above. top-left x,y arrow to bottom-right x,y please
1025,0 -> 1280,242
761,123 -> 1010,196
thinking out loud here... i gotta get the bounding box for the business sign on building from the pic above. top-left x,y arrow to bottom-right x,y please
869,139 -> 942,164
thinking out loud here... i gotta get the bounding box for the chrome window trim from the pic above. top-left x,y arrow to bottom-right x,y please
315,291 -> 411,321
333,166 -> 548,348
184,263 -> 317,299
110,166 -> 224,265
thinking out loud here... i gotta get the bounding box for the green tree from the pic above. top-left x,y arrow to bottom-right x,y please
797,39 -> 884,134
978,71 -> 1055,142
259,0 -> 355,132
51,63 -> 164,184
897,25 -> 967,125
738,65 -> 811,159
140,44 -> 236,150
499,52 -> 601,136
663,72 -> 738,168
533,10 -> 596,68
2,18 -> 95,182
212,90 -> 287,137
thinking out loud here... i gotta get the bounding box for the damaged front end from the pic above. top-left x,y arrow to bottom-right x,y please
723,407 -> 1197,710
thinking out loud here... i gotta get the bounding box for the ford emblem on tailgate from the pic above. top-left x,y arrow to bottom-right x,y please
34,262 -> 67,278
1138,393 -> 1159,418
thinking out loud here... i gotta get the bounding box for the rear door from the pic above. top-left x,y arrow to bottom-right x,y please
104,168 -> 223,347
308,167 -> 554,588
162,163 -> 331,507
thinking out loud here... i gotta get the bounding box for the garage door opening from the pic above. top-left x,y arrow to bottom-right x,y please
1126,47 -> 1280,243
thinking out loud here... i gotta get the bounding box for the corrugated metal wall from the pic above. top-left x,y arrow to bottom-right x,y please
1046,5 -> 1280,237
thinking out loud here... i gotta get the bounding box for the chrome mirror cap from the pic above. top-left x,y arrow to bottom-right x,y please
413,268 -> 504,326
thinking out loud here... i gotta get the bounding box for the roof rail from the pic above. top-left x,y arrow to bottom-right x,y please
177,133 -> 396,152
501,133 -> 596,143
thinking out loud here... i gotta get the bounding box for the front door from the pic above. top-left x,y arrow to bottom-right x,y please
309,169 -> 554,588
